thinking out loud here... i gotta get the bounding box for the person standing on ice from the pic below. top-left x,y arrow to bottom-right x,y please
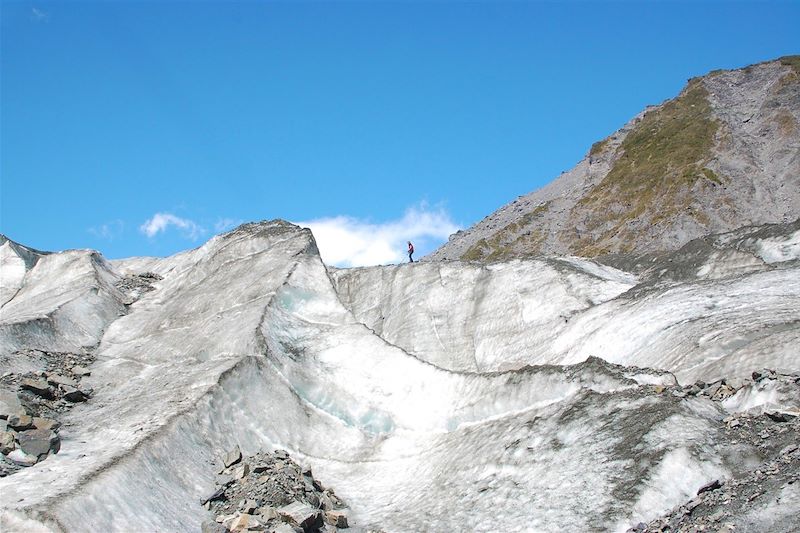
407,241 -> 415,263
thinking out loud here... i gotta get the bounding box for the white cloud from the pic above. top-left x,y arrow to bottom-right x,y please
214,218 -> 241,233
140,213 -> 205,240
297,204 -> 460,267
31,7 -> 48,21
88,220 -> 124,241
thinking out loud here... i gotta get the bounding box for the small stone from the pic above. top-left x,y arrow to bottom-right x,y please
708,510 -> 724,522
325,510 -> 348,528
7,414 -> 33,431
274,449 -> 290,460
672,390 -> 687,398
0,431 -> 16,454
18,429 -> 60,457
727,419 -> 740,428
7,448 -> 37,466
224,445 -> 242,468
698,479 -> 722,495
653,385 -> 665,394
20,378 -> 56,399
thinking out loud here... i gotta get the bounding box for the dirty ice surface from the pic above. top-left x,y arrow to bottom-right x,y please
0,221 -> 798,532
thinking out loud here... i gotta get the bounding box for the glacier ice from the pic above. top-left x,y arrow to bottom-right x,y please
0,220 -> 798,532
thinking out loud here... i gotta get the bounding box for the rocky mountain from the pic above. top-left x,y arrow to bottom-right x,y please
1,220 -> 798,532
428,56 -> 800,262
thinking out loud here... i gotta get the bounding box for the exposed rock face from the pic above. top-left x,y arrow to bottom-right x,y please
429,56 -> 800,262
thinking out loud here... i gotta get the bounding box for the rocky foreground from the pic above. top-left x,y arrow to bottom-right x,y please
201,447 -> 361,533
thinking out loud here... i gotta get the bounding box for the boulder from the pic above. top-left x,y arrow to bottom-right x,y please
278,501 -> 323,531
18,429 -> 60,457
224,445 -> 243,468
32,417 -> 61,431
46,373 -> 77,388
201,487 -> 226,505
7,414 -> 33,431
697,479 -> 722,495
325,510 -> 349,528
228,513 -> 263,532
62,385 -> 89,403
7,448 -> 38,466
0,431 -> 16,454
20,378 -> 55,399
0,390 -> 25,419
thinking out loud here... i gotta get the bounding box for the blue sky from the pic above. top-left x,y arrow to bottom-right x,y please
2,1 -> 798,266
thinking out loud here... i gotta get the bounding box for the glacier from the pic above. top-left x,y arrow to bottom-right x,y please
0,220 -> 798,532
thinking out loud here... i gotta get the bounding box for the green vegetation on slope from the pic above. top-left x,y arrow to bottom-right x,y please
567,78 -> 724,256
780,55 -> 800,74
461,202 -> 551,261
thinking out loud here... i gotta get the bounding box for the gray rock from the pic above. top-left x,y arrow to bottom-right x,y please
278,501 -> 323,531
202,487 -> 226,505
232,462 -> 250,480
71,365 -> 91,377
62,385 -> 89,402
325,510 -> 348,528
7,414 -> 33,431
270,524 -> 302,533
32,417 -> 61,431
7,448 -> 37,466
20,378 -> 55,399
779,444 -> 798,455
201,520 -> 228,533
0,390 -> 25,419
224,445 -> 243,468
46,373 -> 77,388
240,499 -> 258,514
319,492 -> 334,511
765,411 -> 794,423
698,479 -> 722,495
0,431 -> 16,454
18,429 -> 60,457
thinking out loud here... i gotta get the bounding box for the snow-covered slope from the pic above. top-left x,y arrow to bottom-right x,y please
0,221 -> 798,532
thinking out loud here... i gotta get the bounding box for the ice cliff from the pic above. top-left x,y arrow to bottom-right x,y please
0,220 -> 798,532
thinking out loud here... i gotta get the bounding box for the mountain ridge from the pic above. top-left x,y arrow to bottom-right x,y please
429,55 -> 800,262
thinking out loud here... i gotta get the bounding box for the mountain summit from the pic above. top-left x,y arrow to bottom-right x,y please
430,56 -> 800,262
